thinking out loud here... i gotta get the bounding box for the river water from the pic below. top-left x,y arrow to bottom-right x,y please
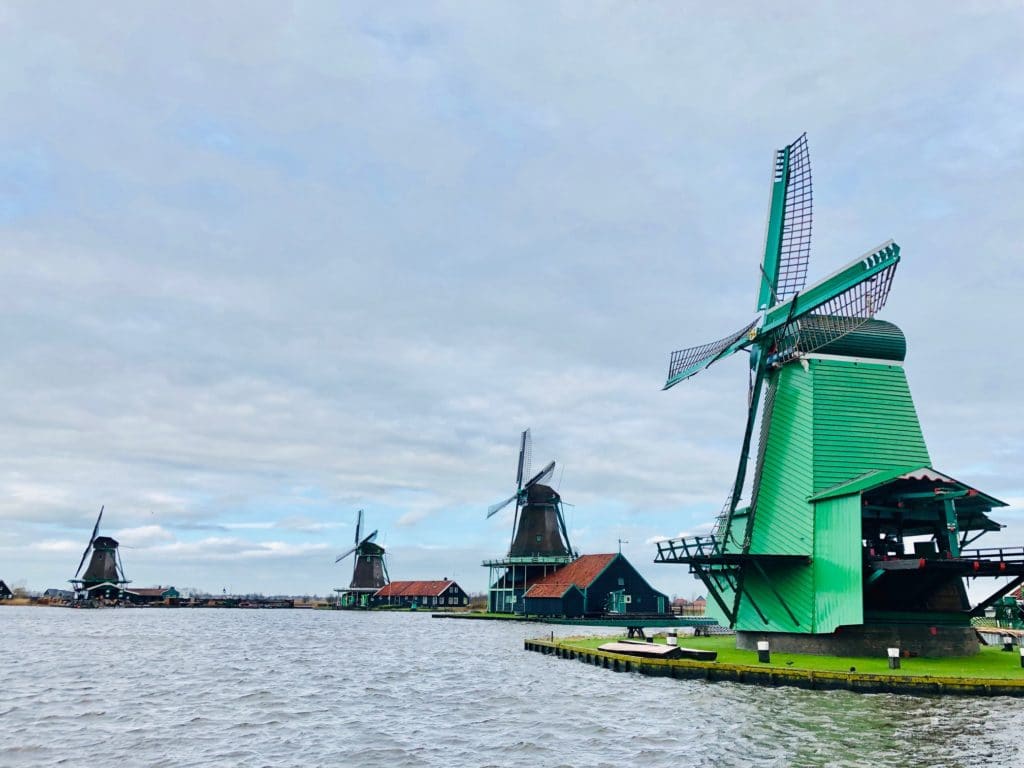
1,607 -> 1022,767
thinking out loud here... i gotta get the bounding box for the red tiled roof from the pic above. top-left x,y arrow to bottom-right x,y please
524,582 -> 579,599
374,580 -> 460,598
529,553 -> 617,592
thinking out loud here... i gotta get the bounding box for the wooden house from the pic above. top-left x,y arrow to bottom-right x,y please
521,553 -> 670,617
521,581 -> 585,617
0,580 -> 12,600
373,579 -> 469,608
127,586 -> 181,605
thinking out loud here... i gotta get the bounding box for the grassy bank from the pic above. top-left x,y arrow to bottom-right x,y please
559,634 -> 1024,680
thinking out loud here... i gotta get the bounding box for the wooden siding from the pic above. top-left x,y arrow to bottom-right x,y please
750,364 -> 814,556
585,555 -> 669,615
812,494 -> 863,632
811,360 -> 930,493
737,561 -> 814,633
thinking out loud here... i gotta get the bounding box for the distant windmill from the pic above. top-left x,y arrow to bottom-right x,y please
487,429 -> 572,558
69,506 -> 130,601
483,430 -> 575,613
334,510 -> 389,608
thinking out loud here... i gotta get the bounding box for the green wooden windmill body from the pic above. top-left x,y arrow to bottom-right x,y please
657,136 -> 1018,654
706,348 -> 931,634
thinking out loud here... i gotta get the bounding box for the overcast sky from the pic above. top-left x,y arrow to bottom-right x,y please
1,3 -> 1021,598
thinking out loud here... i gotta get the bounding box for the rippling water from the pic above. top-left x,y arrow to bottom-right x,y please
2,607 -> 1023,767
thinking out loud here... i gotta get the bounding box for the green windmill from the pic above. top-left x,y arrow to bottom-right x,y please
656,134 -> 1021,656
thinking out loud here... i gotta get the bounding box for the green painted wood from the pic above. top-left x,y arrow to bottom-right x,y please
810,360 -> 930,493
812,495 -> 863,632
729,356 -> 932,635
808,318 -> 907,361
749,364 -> 814,556
761,243 -> 900,334
757,145 -> 790,310
737,561 -> 814,632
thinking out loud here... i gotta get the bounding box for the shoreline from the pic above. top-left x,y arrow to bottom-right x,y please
525,634 -> 1024,697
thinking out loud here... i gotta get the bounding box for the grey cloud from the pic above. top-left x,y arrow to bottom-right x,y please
1,3 -> 1021,591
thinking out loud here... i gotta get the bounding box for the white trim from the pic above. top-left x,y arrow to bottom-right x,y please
802,353 -> 903,367
803,240 -> 897,291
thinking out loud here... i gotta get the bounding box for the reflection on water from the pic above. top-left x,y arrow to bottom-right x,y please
1,607 -> 1022,767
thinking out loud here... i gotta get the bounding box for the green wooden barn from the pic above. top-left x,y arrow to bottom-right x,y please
521,553 -> 669,618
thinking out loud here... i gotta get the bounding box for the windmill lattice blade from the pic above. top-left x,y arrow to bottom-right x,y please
91,506 -> 104,542
776,133 -> 812,303
792,260 -> 898,355
665,319 -> 758,388
524,460 -> 556,488
515,429 -> 528,488
355,509 -> 363,545
74,541 -> 92,579
75,506 -> 104,579
522,430 -> 532,489
487,494 -> 517,518
359,530 -> 378,547
335,545 -> 358,563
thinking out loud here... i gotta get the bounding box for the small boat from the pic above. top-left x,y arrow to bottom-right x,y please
598,641 -> 717,661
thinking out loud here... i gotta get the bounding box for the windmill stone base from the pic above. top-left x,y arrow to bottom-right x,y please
737,624 -> 979,658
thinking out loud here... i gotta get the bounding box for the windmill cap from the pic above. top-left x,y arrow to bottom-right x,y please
526,483 -> 560,504
797,317 -> 906,361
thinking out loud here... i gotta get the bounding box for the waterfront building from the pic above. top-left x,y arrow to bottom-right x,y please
521,553 -> 669,618
373,579 -> 469,608
128,586 -> 181,605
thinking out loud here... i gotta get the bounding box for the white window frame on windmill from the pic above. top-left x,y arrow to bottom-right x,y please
624,595 -> 632,604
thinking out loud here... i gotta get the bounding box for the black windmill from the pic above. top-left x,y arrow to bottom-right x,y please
334,510 -> 389,608
69,506 -> 130,601
483,430 -> 576,613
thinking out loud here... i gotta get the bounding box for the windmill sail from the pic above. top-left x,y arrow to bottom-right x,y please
74,506 -> 104,579
775,133 -> 813,304
758,133 -> 813,310
666,320 -> 758,389
789,260 -> 898,355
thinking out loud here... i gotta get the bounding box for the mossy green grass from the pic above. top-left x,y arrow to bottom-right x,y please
562,634 -> 1024,680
